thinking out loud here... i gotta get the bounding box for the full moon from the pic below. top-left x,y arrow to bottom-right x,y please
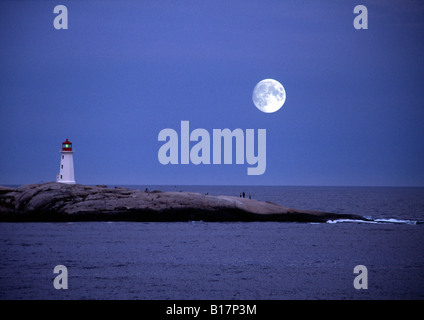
252,79 -> 286,113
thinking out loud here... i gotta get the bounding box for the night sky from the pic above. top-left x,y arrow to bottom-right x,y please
1,0 -> 423,186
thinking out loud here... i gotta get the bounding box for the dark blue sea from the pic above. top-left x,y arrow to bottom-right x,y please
1,186 -> 423,300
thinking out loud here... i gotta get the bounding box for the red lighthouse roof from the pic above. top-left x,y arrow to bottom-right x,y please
62,139 -> 72,151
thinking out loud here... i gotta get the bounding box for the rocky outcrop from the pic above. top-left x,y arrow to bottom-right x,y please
0,182 -> 369,223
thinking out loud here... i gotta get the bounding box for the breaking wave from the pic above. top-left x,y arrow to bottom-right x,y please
326,218 -> 423,225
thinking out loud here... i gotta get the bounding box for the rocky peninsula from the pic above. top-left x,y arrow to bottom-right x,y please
0,182 -> 369,223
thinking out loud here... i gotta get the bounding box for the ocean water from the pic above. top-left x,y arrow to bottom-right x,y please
0,186 -> 423,300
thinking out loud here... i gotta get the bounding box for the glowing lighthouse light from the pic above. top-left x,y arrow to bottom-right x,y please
56,138 -> 76,184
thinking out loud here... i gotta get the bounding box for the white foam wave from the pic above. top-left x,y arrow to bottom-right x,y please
326,219 -> 378,224
327,218 -> 420,225
374,218 -> 418,225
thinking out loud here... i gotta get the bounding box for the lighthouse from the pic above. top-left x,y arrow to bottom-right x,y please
57,138 -> 76,184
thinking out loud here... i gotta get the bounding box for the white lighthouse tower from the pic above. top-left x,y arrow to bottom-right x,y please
57,138 -> 76,184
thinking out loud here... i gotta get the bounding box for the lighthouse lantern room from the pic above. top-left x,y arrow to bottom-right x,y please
57,138 -> 76,184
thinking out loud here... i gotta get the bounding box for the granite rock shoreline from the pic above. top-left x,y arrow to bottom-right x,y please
0,182 -> 369,223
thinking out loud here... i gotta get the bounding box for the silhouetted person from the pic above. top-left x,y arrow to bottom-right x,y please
242,192 -> 245,198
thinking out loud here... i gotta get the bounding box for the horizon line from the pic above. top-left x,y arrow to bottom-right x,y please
1,182 -> 424,188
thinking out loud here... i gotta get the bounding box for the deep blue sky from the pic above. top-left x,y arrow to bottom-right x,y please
1,0 -> 423,186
